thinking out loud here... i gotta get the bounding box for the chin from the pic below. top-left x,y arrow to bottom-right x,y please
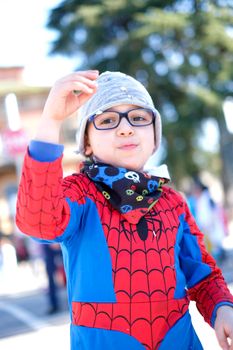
95,155 -> 145,171
117,160 -> 143,171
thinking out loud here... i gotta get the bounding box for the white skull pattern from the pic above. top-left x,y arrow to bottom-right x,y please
125,171 -> 140,183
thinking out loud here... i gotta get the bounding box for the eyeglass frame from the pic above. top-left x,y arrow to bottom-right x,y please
88,107 -> 156,130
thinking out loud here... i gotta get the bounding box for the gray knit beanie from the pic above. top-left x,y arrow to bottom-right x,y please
76,71 -> 162,156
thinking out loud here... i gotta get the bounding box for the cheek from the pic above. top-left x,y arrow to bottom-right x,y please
147,128 -> 156,152
86,127 -> 105,155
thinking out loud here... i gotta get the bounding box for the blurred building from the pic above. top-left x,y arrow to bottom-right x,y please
0,66 -> 78,236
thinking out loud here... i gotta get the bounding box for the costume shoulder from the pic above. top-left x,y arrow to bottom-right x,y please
161,185 -> 187,215
62,172 -> 99,204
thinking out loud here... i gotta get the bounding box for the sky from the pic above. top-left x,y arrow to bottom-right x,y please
0,0 -> 77,85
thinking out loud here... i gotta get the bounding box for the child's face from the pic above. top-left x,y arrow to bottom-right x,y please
85,104 -> 155,171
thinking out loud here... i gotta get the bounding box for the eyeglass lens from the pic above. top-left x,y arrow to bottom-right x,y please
93,108 -> 154,130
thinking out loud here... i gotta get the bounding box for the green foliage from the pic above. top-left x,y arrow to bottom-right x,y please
47,0 -> 233,189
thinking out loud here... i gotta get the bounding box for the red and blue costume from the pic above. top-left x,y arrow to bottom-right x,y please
16,141 -> 233,350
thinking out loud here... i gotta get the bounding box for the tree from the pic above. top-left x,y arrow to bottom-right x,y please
47,0 -> 233,204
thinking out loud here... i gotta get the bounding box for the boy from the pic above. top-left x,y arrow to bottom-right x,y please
16,70 -> 233,350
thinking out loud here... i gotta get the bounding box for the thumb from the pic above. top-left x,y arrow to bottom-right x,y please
76,85 -> 98,107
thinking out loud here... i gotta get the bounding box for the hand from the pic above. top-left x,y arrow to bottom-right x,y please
42,70 -> 99,122
35,70 -> 99,143
215,305 -> 233,350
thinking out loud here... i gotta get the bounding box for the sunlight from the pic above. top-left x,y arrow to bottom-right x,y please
223,98 -> 233,133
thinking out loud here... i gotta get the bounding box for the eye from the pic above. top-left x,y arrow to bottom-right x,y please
132,115 -> 147,122
129,109 -> 153,124
95,112 -> 118,128
99,117 -> 115,125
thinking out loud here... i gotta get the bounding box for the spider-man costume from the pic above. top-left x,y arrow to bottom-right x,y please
16,141 -> 233,350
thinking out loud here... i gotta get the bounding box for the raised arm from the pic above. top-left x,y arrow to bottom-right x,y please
16,71 -> 99,241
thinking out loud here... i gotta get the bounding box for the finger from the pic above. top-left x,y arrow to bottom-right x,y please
75,70 -> 99,79
229,333 -> 233,350
59,76 -> 98,96
72,79 -> 98,96
72,81 -> 96,94
72,75 -> 99,90
222,328 -> 233,350
61,70 -> 99,84
58,80 -> 97,96
216,328 -> 230,350
77,88 -> 97,105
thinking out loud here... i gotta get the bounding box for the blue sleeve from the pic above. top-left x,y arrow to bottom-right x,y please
29,140 -> 64,162
211,302 -> 233,327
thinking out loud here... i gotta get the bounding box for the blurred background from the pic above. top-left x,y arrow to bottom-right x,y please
0,0 -> 233,349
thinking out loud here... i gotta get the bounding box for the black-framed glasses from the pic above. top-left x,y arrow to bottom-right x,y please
88,108 -> 156,130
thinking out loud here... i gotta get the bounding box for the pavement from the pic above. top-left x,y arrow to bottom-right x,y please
0,289 -> 70,350
0,260 -> 70,350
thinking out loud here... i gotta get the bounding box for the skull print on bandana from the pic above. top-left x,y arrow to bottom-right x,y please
83,163 -> 169,227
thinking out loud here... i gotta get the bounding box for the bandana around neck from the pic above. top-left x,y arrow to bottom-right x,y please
82,162 -> 169,225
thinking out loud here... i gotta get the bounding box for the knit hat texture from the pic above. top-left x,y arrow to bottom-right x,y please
76,71 -> 162,156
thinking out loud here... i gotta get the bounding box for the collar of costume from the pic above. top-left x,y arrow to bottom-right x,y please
82,162 -> 170,224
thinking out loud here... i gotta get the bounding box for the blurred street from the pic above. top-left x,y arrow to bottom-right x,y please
0,260 -> 70,350
0,246 -> 232,350
0,290 -> 69,350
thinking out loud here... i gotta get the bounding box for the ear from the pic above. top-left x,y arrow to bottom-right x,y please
84,133 -> 93,156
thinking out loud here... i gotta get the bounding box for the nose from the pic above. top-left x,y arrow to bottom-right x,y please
116,117 -> 134,136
